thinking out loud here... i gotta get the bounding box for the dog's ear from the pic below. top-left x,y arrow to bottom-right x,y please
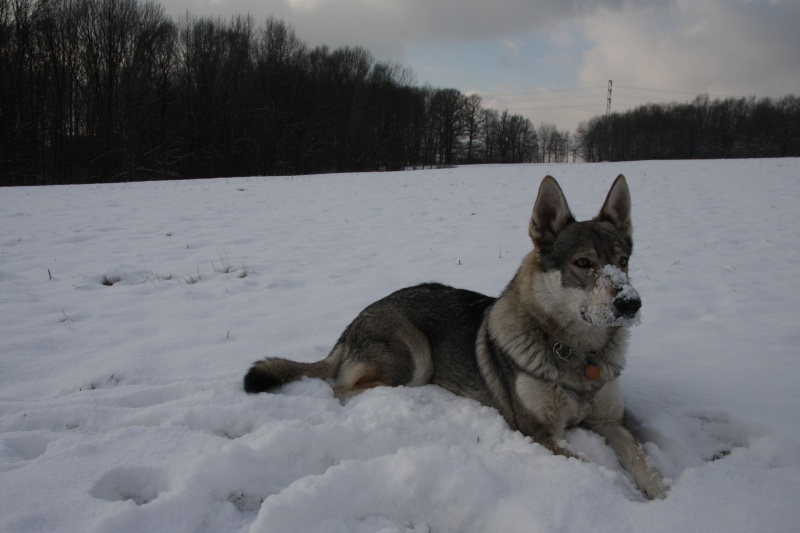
597,174 -> 633,245
529,176 -> 575,248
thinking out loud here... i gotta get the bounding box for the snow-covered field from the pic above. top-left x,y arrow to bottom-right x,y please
1,159 -> 799,533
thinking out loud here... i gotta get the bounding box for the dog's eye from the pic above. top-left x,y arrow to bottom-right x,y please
574,258 -> 593,269
620,256 -> 629,267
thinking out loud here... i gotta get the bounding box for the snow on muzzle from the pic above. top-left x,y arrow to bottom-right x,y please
580,265 -> 642,327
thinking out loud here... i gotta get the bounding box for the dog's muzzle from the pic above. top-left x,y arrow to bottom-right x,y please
613,294 -> 642,318
580,265 -> 642,327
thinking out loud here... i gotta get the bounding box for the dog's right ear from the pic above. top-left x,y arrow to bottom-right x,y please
529,176 -> 575,249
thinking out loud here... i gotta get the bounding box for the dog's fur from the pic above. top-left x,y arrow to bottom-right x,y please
244,175 -> 667,499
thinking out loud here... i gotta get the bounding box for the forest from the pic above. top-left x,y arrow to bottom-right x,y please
1,0 -> 552,185
575,94 -> 800,162
1,0 -> 798,185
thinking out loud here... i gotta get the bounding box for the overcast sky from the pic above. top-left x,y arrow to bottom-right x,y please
160,0 -> 799,131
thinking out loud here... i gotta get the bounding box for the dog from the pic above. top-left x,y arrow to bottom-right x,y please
244,174 -> 667,499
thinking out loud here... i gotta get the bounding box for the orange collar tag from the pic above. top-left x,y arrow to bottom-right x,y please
586,364 -> 602,381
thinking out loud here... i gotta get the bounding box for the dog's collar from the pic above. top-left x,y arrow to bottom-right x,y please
547,337 -> 597,361
546,337 -> 603,381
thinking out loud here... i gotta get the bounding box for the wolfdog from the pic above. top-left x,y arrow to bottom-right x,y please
244,175 -> 667,499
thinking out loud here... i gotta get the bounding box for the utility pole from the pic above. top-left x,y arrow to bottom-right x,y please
606,80 -> 613,160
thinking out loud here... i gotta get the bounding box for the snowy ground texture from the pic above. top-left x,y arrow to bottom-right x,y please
2,160 -> 800,533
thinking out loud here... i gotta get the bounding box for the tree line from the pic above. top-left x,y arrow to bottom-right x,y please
575,94 -> 800,162
1,0 -> 574,186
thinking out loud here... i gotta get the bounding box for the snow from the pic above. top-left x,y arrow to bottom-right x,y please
1,159 -> 800,532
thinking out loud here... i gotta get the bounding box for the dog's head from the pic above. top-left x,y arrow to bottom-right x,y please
528,175 -> 641,329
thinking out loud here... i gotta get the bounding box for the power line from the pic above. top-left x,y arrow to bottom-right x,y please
499,103 -> 608,111
480,84 -> 737,105
483,93 -> 604,103
472,83 -> 747,125
614,93 -> 694,102
615,85 -> 736,98
478,86 -> 606,98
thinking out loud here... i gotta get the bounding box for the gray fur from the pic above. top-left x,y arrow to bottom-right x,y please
243,174 -> 667,499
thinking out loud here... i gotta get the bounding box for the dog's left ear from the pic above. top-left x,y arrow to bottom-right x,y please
597,174 -> 633,245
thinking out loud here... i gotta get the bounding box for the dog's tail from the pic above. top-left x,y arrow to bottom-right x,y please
243,354 -> 337,394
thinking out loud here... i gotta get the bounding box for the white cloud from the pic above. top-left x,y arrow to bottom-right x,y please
284,0 -> 320,11
502,38 -> 525,58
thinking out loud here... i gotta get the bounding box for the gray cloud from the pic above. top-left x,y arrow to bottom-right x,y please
576,0 -> 800,100
159,0 -> 799,129
161,0 -> 640,59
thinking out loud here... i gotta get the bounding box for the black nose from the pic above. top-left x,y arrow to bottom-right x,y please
613,296 -> 642,317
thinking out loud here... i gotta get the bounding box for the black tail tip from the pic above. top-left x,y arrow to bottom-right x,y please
243,363 -> 283,394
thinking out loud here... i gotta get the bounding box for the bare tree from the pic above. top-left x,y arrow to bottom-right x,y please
536,123 -> 556,163
428,87 -> 466,166
462,93 -> 483,163
479,108 -> 499,163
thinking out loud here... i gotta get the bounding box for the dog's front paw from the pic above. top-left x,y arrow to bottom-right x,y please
640,475 -> 671,500
645,483 -> 669,500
